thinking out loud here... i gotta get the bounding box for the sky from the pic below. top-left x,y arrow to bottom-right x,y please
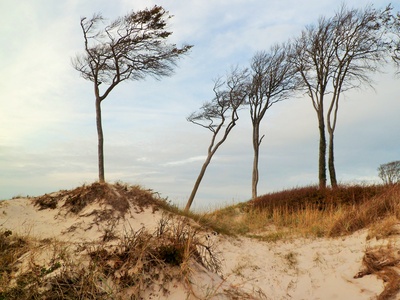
1,0 -> 399,210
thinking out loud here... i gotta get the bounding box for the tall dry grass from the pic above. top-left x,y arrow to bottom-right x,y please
201,184 -> 400,239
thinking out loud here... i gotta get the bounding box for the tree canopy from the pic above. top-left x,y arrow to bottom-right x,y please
72,6 -> 192,183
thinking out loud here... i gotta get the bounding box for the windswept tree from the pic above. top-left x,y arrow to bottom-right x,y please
185,67 -> 249,212
378,160 -> 400,185
291,4 -> 391,189
72,6 -> 192,183
248,44 -> 298,199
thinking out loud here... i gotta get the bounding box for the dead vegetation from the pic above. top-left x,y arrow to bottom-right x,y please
3,182 -> 400,298
201,184 -> 400,239
0,230 -> 31,293
0,212 -> 221,299
1,182 -> 225,299
201,183 -> 400,299
355,244 -> 400,300
33,182 -> 168,216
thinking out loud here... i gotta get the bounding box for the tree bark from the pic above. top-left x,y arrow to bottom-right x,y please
185,154 -> 212,212
252,122 -> 260,199
328,130 -> 337,188
318,110 -> 327,189
95,97 -> 105,183
252,151 -> 259,199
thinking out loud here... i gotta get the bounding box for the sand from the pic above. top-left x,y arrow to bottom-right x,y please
0,193 -> 395,299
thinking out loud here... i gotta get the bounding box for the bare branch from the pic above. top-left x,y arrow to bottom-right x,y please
187,67 -> 249,135
378,161 -> 400,185
290,4 -> 392,188
72,5 -> 192,100
185,67 -> 249,211
248,43 -> 298,198
387,10 -> 400,71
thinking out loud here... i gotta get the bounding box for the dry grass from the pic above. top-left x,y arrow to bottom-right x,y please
33,182 -> 168,216
327,184 -> 400,237
251,184 -> 385,211
1,182 -> 223,299
355,244 -> 400,300
367,216 -> 400,240
3,182 -> 400,298
200,183 -> 400,298
0,230 -> 31,293
199,184 -> 400,239
0,212 -> 221,299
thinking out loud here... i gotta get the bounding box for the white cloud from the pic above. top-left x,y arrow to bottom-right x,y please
163,156 -> 207,167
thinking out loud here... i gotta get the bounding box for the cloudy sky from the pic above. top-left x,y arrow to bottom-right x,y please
1,0 -> 399,210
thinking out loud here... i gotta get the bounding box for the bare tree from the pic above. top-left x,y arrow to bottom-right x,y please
72,6 -> 192,183
326,5 -> 392,188
378,161 -> 400,185
291,17 -> 335,189
291,4 -> 391,189
184,68 -> 249,212
248,44 -> 298,198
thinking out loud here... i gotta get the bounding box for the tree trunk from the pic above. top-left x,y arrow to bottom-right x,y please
328,130 -> 337,188
95,98 -> 105,183
252,122 -> 260,199
252,151 -> 259,199
318,110 -> 327,189
185,154 -> 212,212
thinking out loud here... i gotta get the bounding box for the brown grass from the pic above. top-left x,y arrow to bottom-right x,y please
0,230 -> 31,293
251,184 -> 386,212
200,184 -> 400,239
0,213 -> 221,299
355,244 -> 400,300
367,216 -> 400,240
327,184 -> 400,237
33,182 -> 169,217
201,183 -> 400,298
3,182 -> 400,298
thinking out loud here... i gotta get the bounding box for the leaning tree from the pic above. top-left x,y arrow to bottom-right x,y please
291,4 -> 392,189
248,44 -> 298,199
185,67 -> 249,212
72,6 -> 192,183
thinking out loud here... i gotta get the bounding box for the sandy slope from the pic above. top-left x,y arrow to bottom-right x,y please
0,193 -> 393,299
216,233 -> 385,299
0,196 -> 162,242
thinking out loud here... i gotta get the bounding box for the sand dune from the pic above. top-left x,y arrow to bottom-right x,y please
0,183 -> 396,299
